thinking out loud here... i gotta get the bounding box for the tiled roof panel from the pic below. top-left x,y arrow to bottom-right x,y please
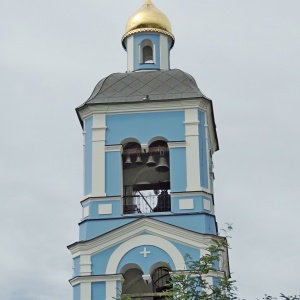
84,69 -> 207,105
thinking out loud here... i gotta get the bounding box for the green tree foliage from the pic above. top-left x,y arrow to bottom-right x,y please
116,226 -> 298,300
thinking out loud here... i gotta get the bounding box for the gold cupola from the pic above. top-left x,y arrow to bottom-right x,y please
122,0 -> 175,49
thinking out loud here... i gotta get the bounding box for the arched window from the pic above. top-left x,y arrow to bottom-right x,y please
140,39 -> 155,64
122,139 -> 170,214
143,45 -> 153,63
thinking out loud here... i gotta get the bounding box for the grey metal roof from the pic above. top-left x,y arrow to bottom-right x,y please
83,69 -> 208,105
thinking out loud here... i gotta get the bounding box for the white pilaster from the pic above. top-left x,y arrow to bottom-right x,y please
80,254 -> 91,276
106,280 -> 118,300
184,108 -> 201,191
80,282 -> 91,300
126,36 -> 134,72
91,114 -> 106,197
160,34 -> 169,70
205,115 -> 211,192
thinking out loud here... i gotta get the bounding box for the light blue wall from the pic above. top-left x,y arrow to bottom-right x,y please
73,284 -> 80,300
84,116 -> 93,195
91,244 -> 120,275
79,213 -> 216,241
91,282 -> 105,300
117,245 -> 175,274
199,111 -> 209,189
74,256 -> 80,277
153,214 -> 217,235
134,34 -> 160,70
170,147 -> 187,192
170,241 -> 200,263
106,111 -> 185,145
79,218 -> 135,240
105,151 -> 121,196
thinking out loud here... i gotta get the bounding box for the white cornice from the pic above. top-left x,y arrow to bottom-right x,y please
170,191 -> 213,198
69,274 -> 124,286
78,99 -> 211,119
105,145 -> 123,152
81,196 -> 121,206
168,141 -> 186,149
68,218 -> 225,258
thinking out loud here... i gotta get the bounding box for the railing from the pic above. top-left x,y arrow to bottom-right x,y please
123,190 -> 171,214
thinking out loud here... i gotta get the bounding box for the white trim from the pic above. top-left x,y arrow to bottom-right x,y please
80,282 -> 91,299
78,99 -> 210,119
203,199 -> 211,211
170,191 -> 212,198
185,108 -> 201,191
160,34 -> 169,70
168,141 -> 186,149
81,196 -> 120,206
80,254 -> 92,275
83,206 -> 89,218
106,235 -> 186,274
68,218 -> 223,258
126,36 -> 134,72
105,144 -> 123,152
98,204 -> 113,215
69,274 -> 124,286
179,199 -> 194,210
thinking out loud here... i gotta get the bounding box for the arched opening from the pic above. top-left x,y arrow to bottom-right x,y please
121,266 -> 172,299
140,39 -> 155,64
143,45 -> 153,63
122,267 -> 153,297
152,266 -> 172,298
122,139 -> 170,214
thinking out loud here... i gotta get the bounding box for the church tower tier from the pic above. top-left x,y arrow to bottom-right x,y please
68,1 -> 229,300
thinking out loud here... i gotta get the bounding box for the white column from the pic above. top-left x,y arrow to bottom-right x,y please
205,115 -> 211,192
91,114 -> 106,197
106,280 -> 117,300
80,282 -> 91,300
160,34 -> 169,70
126,36 -> 134,72
184,108 -> 201,191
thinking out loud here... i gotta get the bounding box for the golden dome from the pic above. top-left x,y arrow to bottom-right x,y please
122,0 -> 175,48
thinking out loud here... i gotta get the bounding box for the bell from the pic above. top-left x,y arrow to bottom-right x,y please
135,155 -> 143,165
146,155 -> 156,167
155,156 -> 169,172
124,155 -> 132,166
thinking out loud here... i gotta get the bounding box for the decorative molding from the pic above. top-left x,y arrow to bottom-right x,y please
98,204 -> 113,215
179,199 -> 194,210
69,274 -> 124,286
105,144 -> 123,152
168,141 -> 186,149
83,206 -> 90,218
170,191 -> 213,198
81,196 -> 120,206
203,199 -> 211,211
78,99 -> 209,116
68,219 -> 226,261
106,235 -> 185,274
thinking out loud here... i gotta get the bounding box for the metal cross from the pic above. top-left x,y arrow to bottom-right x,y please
140,247 -> 151,258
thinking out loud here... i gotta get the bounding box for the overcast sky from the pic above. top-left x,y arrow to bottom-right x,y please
1,0 -> 300,299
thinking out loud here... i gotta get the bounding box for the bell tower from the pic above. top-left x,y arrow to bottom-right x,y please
68,1 -> 229,299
